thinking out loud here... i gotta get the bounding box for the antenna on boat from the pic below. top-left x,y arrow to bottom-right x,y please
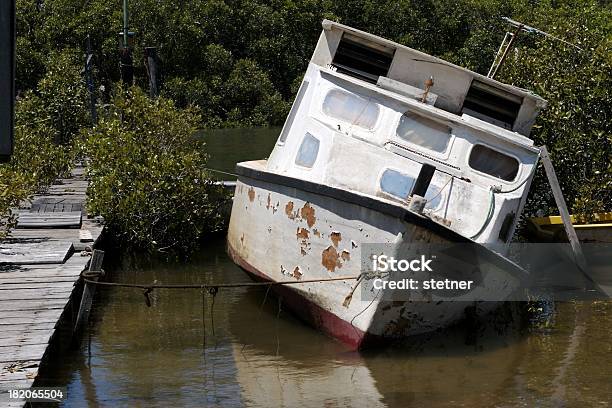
487,17 -> 584,79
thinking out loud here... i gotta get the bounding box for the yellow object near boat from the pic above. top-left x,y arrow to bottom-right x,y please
527,212 -> 612,243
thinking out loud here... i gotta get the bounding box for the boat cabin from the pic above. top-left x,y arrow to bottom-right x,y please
266,20 -> 547,253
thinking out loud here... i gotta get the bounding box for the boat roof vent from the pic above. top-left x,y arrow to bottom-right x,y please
332,33 -> 394,84
461,80 -> 522,130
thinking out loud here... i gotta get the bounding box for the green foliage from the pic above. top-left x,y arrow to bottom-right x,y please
500,1 -> 612,216
0,48 -> 87,238
83,87 -> 228,253
0,168 -> 30,239
0,98 -> 77,239
12,100 -> 74,191
161,54 -> 290,127
221,59 -> 289,127
37,50 -> 91,144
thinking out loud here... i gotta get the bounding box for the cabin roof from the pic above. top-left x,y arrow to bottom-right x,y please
321,19 -> 547,106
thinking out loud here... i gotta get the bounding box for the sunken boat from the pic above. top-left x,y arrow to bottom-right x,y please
227,20 -> 547,349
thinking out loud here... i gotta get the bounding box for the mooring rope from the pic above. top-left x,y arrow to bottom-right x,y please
81,273 -> 361,354
204,167 -> 240,178
81,275 -> 359,291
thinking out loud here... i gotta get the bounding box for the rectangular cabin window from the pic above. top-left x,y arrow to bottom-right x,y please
295,133 -> 320,168
468,144 -> 519,181
396,112 -> 451,153
380,169 -> 415,199
461,80 -> 522,129
332,34 -> 394,84
278,80 -> 309,143
322,89 -> 379,130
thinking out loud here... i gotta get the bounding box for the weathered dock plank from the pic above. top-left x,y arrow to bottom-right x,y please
0,290 -> 74,301
0,345 -> 50,364
15,211 -> 82,228
0,302 -> 69,313
0,281 -> 76,290
0,278 -> 80,287
0,363 -> 38,383
0,241 -> 73,265
0,165 -> 104,406
7,221 -> 103,251
0,324 -> 58,333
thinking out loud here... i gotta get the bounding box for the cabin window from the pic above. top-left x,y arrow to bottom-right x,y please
461,80 -> 522,129
468,144 -> 519,181
279,80 -> 309,143
295,133 -> 320,168
396,112 -> 451,153
322,89 -> 379,130
332,34 -> 394,84
380,169 -> 415,199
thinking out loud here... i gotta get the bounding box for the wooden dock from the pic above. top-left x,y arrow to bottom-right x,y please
0,165 -> 103,407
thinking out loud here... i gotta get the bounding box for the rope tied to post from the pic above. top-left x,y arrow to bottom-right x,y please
80,275 -> 361,308
80,269 -> 105,279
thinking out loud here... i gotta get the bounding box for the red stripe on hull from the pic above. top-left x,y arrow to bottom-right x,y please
227,242 -> 381,350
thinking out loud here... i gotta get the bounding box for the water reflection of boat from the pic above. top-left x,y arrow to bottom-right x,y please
228,288 -> 529,407
227,20 -> 547,348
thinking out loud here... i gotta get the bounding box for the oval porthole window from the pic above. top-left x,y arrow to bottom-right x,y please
468,144 -> 519,181
396,112 -> 451,153
295,133 -> 320,168
380,169 -> 415,199
322,89 -> 379,130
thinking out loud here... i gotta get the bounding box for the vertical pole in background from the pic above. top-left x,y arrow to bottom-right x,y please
120,0 -> 133,85
0,0 -> 15,162
123,0 -> 129,52
85,35 -> 97,124
145,47 -> 159,98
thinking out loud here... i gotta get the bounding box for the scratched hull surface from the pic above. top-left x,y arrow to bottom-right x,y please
227,174 -> 518,348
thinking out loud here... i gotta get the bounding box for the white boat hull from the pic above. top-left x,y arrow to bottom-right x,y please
227,161 -> 525,349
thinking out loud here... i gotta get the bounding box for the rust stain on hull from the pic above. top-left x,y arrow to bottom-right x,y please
266,193 -> 271,210
330,231 -> 342,247
297,226 -> 311,255
292,266 -> 303,280
248,187 -> 255,202
296,227 -> 309,240
341,250 -> 350,261
322,245 -> 342,272
300,203 -> 316,228
285,201 -> 296,219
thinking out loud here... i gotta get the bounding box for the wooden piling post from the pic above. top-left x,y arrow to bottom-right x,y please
539,146 -> 589,273
74,249 -> 105,334
85,34 -> 97,124
145,47 -> 159,98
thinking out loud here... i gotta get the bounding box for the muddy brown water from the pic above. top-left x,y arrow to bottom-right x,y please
38,128 -> 611,407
